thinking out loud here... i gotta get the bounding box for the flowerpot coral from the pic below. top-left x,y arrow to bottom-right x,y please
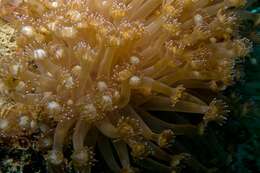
0,0 -> 253,172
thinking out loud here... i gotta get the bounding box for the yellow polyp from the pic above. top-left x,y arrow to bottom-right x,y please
118,122 -> 135,137
203,99 -> 229,125
111,9 -> 126,21
170,85 -> 185,106
128,140 -> 150,158
118,69 -> 132,81
165,41 -> 185,56
163,23 -> 181,36
117,116 -> 142,139
3,76 -> 19,90
163,4 -> 175,14
119,21 -> 145,42
233,39 -> 252,57
72,147 -> 94,167
121,31 -> 131,41
108,35 -> 121,47
48,150 -> 64,165
157,129 -> 175,148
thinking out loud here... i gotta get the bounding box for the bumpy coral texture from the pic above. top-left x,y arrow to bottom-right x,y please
0,0 -> 250,172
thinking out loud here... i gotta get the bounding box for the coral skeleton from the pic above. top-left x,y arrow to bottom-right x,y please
0,0 -> 251,172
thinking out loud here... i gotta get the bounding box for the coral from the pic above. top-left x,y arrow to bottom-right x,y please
0,0 -> 252,172
0,19 -> 16,58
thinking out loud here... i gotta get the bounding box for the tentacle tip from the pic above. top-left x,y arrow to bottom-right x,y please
129,140 -> 152,159
71,147 -> 95,167
170,85 -> 185,106
203,99 -> 230,126
117,116 -> 142,139
157,129 -> 175,148
47,150 -> 64,165
171,153 -> 191,168
209,81 -> 227,92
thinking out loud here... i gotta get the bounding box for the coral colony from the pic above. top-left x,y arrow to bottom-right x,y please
0,0 -> 251,172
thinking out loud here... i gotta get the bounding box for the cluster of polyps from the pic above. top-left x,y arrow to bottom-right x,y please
0,0 -> 251,172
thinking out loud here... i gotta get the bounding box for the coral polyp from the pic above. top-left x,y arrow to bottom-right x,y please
0,0 -> 251,172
